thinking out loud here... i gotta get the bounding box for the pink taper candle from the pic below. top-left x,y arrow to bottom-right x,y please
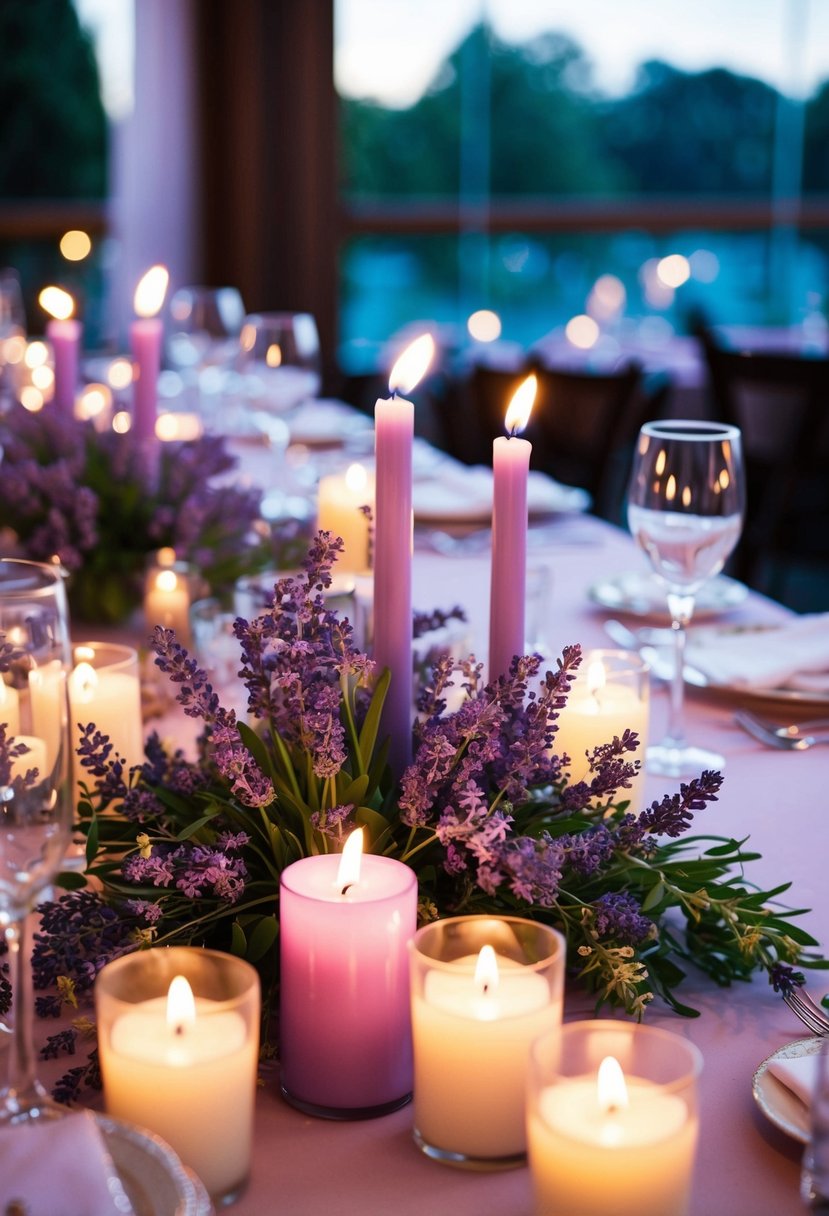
130,265 -> 169,442
279,829 -> 417,1116
373,334 -> 435,776
39,286 -> 80,417
489,374 -> 538,682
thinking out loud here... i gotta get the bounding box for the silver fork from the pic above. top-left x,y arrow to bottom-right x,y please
783,987 -> 829,1036
735,709 -> 829,740
734,710 -> 829,751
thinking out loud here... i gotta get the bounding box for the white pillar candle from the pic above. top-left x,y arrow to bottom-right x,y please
0,679 -> 21,736
317,462 -> 374,572
410,916 -> 564,1164
144,567 -> 192,643
553,650 -> 649,814
9,735 -> 47,783
96,952 -> 260,1202
68,645 -> 144,796
28,661 -> 65,775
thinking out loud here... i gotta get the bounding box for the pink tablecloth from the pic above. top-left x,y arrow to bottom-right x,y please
47,514 -> 828,1215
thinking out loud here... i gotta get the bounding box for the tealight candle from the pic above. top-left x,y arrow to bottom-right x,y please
68,643 -> 143,798
39,286 -> 81,417
96,947 -> 260,1203
144,563 -> 192,643
489,374 -> 538,682
130,265 -> 169,443
317,462 -> 374,572
528,1020 -> 701,1216
280,828 -> 417,1117
410,915 -> 565,1166
553,650 -> 649,814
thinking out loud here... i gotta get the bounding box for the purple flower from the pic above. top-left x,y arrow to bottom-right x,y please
638,771 -> 723,839
593,892 -> 653,944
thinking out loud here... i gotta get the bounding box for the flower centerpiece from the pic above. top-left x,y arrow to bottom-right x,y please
21,532 -> 826,1099
0,404 -> 268,622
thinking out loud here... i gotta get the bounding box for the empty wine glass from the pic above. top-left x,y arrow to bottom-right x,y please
0,269 -> 26,414
627,420 -> 745,776
0,559 -> 72,1124
166,285 -> 246,413
237,312 -> 321,417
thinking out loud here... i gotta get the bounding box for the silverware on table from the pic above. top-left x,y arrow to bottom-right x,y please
783,987 -> 829,1037
734,709 -> 829,751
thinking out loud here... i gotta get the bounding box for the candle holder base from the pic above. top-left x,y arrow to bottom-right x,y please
280,1083 -> 412,1122
413,1129 -> 526,1172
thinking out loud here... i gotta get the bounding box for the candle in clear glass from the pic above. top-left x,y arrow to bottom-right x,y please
95,947 -> 260,1204
68,643 -> 143,798
527,1020 -> 702,1216
410,915 -> 565,1168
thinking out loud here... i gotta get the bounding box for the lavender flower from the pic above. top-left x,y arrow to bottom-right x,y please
593,892 -> 653,944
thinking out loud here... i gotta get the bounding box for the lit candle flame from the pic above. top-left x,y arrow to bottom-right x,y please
597,1055 -> 629,1113
166,974 -> 197,1036
39,286 -> 75,321
69,660 -> 98,703
586,660 -> 606,698
388,334 -> 435,396
134,265 -> 170,318
474,944 -> 500,996
156,568 -> 179,593
345,463 -> 368,493
504,374 -> 537,435
337,827 -> 364,895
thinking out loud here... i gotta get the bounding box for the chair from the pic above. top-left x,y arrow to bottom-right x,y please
698,331 -> 829,607
442,359 -> 662,523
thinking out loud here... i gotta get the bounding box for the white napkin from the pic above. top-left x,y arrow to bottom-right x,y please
411,464 -> 589,523
688,614 -> 829,692
0,1111 -> 134,1216
768,1052 -> 820,1108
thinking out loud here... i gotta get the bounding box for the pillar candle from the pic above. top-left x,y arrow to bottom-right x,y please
144,567 -> 191,643
317,463 -> 374,573
9,735 -> 48,783
0,679 -> 21,736
489,375 -> 537,682
29,660 -> 66,775
410,916 -> 564,1164
130,265 -> 169,443
373,334 -> 434,775
279,836 -> 417,1116
68,644 -> 144,797
47,320 -> 82,417
96,950 -> 260,1202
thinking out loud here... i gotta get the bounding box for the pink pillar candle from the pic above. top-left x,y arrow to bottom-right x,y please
279,852 -> 417,1117
489,432 -> 531,681
130,317 -> 163,442
373,392 -> 414,775
47,319 -> 82,417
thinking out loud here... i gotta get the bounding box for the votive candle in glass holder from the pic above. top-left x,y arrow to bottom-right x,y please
95,946 -> 260,1205
410,915 -> 565,1169
68,642 -> 144,798
279,830 -> 417,1118
553,649 -> 649,813
527,1019 -> 702,1216
144,548 -> 192,644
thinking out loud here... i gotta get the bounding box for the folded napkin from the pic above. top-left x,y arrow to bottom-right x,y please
688,614 -> 829,692
768,1052 -> 820,1108
0,1111 -> 134,1216
411,464 -> 589,523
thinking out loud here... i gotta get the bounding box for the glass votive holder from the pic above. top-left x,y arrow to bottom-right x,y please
95,947 -> 261,1206
144,548 -> 193,644
409,915 -> 565,1170
68,642 -> 144,797
527,1020 -> 702,1216
552,649 -> 650,814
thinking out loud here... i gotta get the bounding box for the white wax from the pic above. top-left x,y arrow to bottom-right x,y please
144,569 -> 192,642
9,735 -> 48,783
0,679 -> 20,737
29,661 -> 65,775
554,676 -> 648,813
317,467 -> 374,572
529,1076 -> 696,1216
413,954 -> 558,1159
101,996 -> 256,1198
68,665 -> 144,797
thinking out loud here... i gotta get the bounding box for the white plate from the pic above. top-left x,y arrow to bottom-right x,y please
752,1036 -> 824,1143
97,1114 -> 214,1216
412,468 -> 589,525
588,570 -> 747,620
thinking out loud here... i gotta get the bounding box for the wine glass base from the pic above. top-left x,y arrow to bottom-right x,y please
646,741 -> 726,778
0,1083 -> 68,1126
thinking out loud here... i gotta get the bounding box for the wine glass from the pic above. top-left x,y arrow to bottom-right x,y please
237,312 -> 321,417
627,420 -> 745,776
0,559 -> 73,1123
166,285 -> 246,414
0,269 -> 26,414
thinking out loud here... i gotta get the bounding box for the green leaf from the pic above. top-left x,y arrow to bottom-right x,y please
85,815 -> 100,867
55,870 -> 89,891
358,668 -> 390,771
176,813 -> 220,842
641,881 -> 665,912
337,772 -> 369,808
245,915 -> 279,963
230,921 -> 247,957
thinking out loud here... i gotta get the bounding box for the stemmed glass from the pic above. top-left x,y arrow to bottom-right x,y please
627,420 -> 745,776
166,285 -> 246,415
0,559 -> 73,1123
237,312 -> 321,417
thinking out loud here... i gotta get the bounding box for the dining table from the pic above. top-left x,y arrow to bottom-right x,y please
24,424 -> 829,1216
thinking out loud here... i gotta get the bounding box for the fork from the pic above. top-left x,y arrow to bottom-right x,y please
735,709 -> 829,740
783,987 -> 829,1037
734,710 -> 829,751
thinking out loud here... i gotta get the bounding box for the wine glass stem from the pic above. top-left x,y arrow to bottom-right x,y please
665,592 -> 694,750
3,914 -> 45,1113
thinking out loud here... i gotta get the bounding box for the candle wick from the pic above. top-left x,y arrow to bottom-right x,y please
341,882 -> 354,896
175,1023 -> 184,1037
483,982 -> 489,995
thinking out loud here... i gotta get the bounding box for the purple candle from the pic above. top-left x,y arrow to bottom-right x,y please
39,286 -> 80,417
488,374 -> 538,682
279,831 -> 417,1117
130,265 -> 169,442
373,334 -> 434,776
